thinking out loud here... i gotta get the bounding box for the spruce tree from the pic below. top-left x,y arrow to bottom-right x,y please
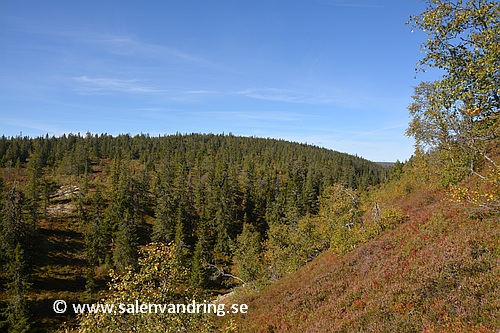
83,188 -> 106,299
25,146 -> 43,228
113,215 -> 138,272
1,243 -> 31,333
152,167 -> 176,243
0,185 -> 34,263
189,240 -> 207,289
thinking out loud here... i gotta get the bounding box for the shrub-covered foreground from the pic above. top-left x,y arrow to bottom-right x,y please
221,172 -> 500,332
61,242 -> 224,333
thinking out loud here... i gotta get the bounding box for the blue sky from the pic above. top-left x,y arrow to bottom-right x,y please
1,0 -> 430,161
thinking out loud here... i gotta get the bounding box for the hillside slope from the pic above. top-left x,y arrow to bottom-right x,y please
226,181 -> 500,332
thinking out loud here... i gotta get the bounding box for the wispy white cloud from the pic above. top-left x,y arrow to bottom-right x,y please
3,18 -> 217,71
90,34 -> 212,66
4,16 -> 213,67
73,76 -> 167,95
1,117 -> 66,137
234,86 -> 395,109
312,124 -> 409,137
314,0 -> 383,8
236,88 -> 337,105
197,111 -> 307,122
186,90 -> 218,95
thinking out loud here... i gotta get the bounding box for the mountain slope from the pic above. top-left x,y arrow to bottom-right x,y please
226,179 -> 500,332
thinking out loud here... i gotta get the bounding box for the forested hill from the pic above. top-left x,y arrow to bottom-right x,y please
0,133 -> 388,253
0,133 -> 389,331
0,133 -> 386,190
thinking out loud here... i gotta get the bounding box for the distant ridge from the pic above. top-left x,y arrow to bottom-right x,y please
375,161 -> 395,168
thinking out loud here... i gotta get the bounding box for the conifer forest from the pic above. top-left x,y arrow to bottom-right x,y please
0,133 -> 389,331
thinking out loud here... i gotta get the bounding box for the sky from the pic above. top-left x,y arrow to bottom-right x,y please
0,0 -> 431,162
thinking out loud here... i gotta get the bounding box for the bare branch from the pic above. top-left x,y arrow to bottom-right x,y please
205,261 -> 247,286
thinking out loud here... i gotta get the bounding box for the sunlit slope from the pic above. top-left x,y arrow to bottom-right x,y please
228,181 -> 500,332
